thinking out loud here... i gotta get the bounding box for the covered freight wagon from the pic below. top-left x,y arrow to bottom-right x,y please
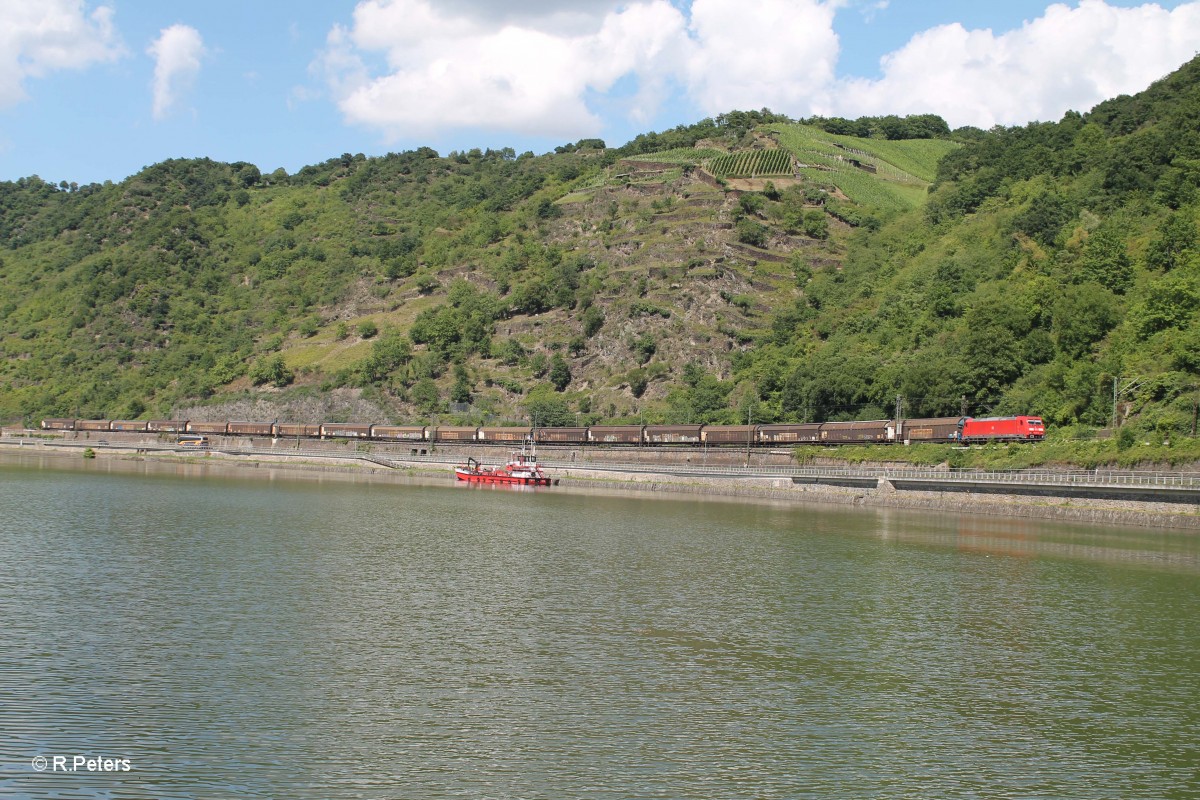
110,420 -> 149,432
820,420 -> 893,443
534,427 -> 588,444
431,426 -> 478,442
700,425 -> 757,445
644,425 -> 703,444
76,420 -> 113,431
588,425 -> 644,444
228,421 -> 274,436
147,419 -> 188,433
41,418 -> 76,430
186,421 -> 230,435
477,426 -> 532,442
900,417 -> 965,443
370,425 -> 426,441
274,423 -> 322,438
320,423 -> 372,438
757,423 -> 822,444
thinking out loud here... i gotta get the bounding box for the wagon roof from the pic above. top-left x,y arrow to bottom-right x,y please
758,422 -> 822,430
821,420 -> 892,430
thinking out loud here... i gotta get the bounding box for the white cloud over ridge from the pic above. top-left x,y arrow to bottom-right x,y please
0,0 -> 123,109
836,0 -> 1200,128
148,24 -> 205,121
321,0 -> 1200,142
321,0 -> 688,140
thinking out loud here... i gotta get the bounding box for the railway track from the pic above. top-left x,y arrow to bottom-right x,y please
11,439 -> 1200,504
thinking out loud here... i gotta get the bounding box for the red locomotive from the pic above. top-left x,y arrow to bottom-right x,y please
958,416 -> 1045,443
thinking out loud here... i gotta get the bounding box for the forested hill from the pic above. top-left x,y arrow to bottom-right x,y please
1,55 -> 1199,441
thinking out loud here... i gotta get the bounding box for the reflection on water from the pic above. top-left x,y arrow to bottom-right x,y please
873,506 -> 1200,572
1,456 -> 1199,799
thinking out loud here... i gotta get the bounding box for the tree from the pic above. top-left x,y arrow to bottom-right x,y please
628,369 -> 649,398
735,218 -> 769,248
362,329 -> 412,383
1012,191 -> 1074,247
411,378 -> 441,413
1146,214 -> 1198,271
1052,283 -> 1120,356
450,364 -> 472,403
1129,272 -> 1200,337
631,334 -> 656,364
582,305 -> 605,337
249,355 -> 293,388
802,210 -> 828,240
525,391 -> 574,426
1079,226 -> 1132,293
549,353 -> 571,391
738,193 -> 766,216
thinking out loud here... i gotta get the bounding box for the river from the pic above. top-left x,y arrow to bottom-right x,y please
2,456 -> 1198,799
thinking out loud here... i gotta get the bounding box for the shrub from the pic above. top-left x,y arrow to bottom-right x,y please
249,355 -> 294,388
1116,426 -> 1136,451
582,306 -> 605,337
628,369 -> 649,398
631,334 -> 656,364
549,354 -> 571,391
735,218 -> 769,247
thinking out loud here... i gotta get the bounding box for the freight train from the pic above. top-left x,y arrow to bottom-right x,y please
40,415 -> 1045,446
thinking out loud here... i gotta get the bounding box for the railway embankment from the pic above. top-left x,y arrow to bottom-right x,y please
3,430 -> 1199,530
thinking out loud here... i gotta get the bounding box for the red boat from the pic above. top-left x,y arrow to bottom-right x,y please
454,448 -> 555,486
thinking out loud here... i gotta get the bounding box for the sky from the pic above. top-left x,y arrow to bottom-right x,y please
1,0 -> 1199,185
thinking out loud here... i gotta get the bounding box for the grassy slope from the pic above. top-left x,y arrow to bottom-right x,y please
768,124 -> 958,210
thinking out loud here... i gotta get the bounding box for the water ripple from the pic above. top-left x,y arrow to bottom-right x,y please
1,462 -> 1198,798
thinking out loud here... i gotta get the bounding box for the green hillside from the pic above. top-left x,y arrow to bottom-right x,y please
3,57 -> 1200,454
770,123 -> 958,211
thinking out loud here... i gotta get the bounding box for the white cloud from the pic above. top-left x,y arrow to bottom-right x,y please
834,0 -> 1200,127
322,0 -> 690,140
148,23 -> 205,121
684,0 -> 840,115
0,0 -> 123,108
318,0 -> 1200,143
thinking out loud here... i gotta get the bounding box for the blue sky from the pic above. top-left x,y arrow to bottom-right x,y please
1,0 -> 1197,185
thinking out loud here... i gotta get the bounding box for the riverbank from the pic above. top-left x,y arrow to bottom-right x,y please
3,437 -> 1198,531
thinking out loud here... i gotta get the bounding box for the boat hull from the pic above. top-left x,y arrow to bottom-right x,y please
454,468 -> 551,486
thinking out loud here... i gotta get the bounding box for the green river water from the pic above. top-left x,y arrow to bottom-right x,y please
2,456 -> 1198,799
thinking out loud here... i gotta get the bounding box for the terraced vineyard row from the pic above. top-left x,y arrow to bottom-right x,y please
625,148 -> 723,165
706,149 -> 793,178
